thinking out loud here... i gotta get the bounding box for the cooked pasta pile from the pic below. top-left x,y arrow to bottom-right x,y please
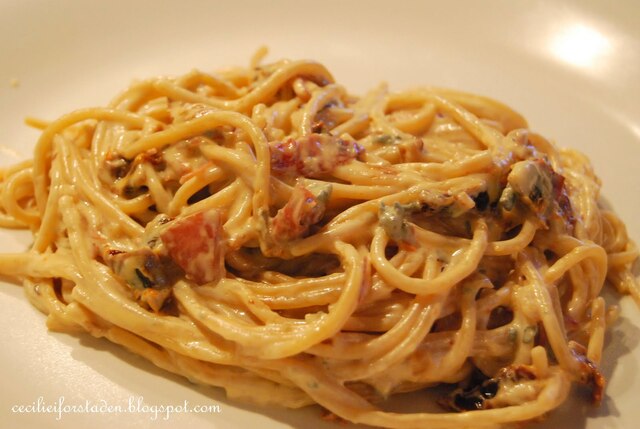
1,51 -> 638,428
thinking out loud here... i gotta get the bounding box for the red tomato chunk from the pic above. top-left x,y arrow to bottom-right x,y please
160,210 -> 225,284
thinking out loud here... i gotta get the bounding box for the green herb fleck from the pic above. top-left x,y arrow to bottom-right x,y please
374,134 -> 401,144
379,202 -> 415,244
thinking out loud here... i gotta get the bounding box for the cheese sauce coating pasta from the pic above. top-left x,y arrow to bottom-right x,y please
1,52 -> 638,428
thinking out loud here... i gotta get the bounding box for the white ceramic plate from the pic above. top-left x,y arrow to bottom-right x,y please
1,1 -> 638,428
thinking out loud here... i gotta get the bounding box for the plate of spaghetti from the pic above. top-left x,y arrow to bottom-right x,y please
1,1 -> 639,428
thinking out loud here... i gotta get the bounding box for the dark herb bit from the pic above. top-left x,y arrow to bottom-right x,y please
443,374 -> 500,412
453,394 -> 483,411
473,191 -> 490,211
529,185 -> 543,203
135,268 -> 155,288
480,380 -> 499,399
107,156 -> 132,179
